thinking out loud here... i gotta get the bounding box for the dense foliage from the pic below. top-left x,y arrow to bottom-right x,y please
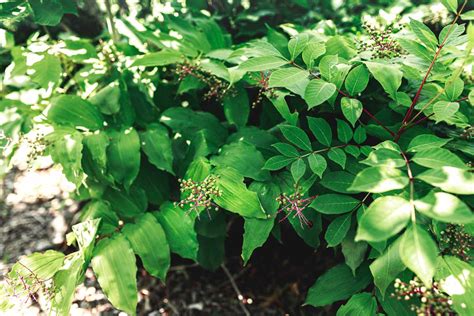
1,0 -> 473,315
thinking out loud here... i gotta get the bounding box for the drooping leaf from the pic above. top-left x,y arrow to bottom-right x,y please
344,65 -> 369,96
307,153 -> 327,178
409,19 -> 438,51
91,234 -> 137,315
223,85 -> 249,128
341,97 -> 363,127
140,123 -> 174,175
320,171 -> 357,194
336,119 -> 353,143
327,147 -> 347,169
107,128 -> 141,189
305,263 -> 372,307
154,202 -> 198,260
406,134 -> 451,153
239,56 -> 288,71
122,213 -> 170,281
361,148 -> 405,168
370,237 -> 406,297
263,155 -> 296,170
288,33 -> 309,60
399,224 -> 438,287
365,62 -> 403,100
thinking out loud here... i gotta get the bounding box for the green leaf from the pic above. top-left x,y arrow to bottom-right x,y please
433,101 -> 459,122
361,148 -> 405,168
263,155 -> 296,170
349,166 -> 409,193
310,194 -> 359,214
344,65 -> 369,96
91,234 -> 137,315
239,56 -> 287,71
407,134 -> 451,153
140,124 -> 174,175
328,147 -> 347,169
440,0 -> 458,13
336,292 -> 377,316
46,128 -> 84,186
308,117 -> 332,147
304,79 -> 337,109
29,0 -> 64,25
291,158 -> 306,183
399,224 -> 438,287
89,82 -> 121,115
279,125 -> 312,151
370,238 -> 406,297
320,171 -> 357,194
417,167 -> 474,195
48,95 -> 104,131
154,202 -> 198,260
31,53 -> 61,88
288,208 -> 322,248
268,67 -> 309,89
435,256 -> 474,316
398,39 -> 433,61
242,182 -> 280,264
131,50 -> 183,67
365,62 -> 403,100
80,200 -> 119,234
414,191 -> 474,224
325,213 -> 352,247
223,85 -> 249,128
356,196 -> 412,242
51,252 -> 85,316
272,142 -> 300,157
412,148 -> 466,169
445,77 -> 464,101
353,126 -> 367,144
212,141 -> 269,181
197,235 -> 225,271
305,263 -> 372,307
308,153 -> 327,178
122,213 -> 170,281
214,168 -> 267,219
107,128 -> 141,190
288,33 -> 309,60
409,19 -> 438,50
103,187 -> 146,218
302,41 -> 326,68
10,250 -> 65,280
336,119 -> 353,143
341,97 -> 363,127
461,10 -> 474,20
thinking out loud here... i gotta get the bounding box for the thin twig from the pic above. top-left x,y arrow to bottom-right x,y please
221,264 -> 251,316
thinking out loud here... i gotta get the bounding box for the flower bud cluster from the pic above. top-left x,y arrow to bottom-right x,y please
439,224 -> 472,262
175,175 -> 222,216
358,23 -> 403,59
251,71 -> 276,108
276,187 -> 316,228
392,277 -> 454,315
176,62 -> 228,101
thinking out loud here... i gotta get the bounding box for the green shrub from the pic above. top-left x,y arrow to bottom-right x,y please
0,0 -> 473,315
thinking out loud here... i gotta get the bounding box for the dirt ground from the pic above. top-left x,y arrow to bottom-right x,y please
0,165 -> 337,315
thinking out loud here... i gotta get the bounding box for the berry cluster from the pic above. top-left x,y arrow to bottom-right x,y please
176,175 -> 222,217
276,187 -> 317,228
439,224 -> 472,262
392,277 -> 455,315
176,62 -> 228,101
250,71 -> 276,108
23,132 -> 49,167
358,23 -> 403,59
